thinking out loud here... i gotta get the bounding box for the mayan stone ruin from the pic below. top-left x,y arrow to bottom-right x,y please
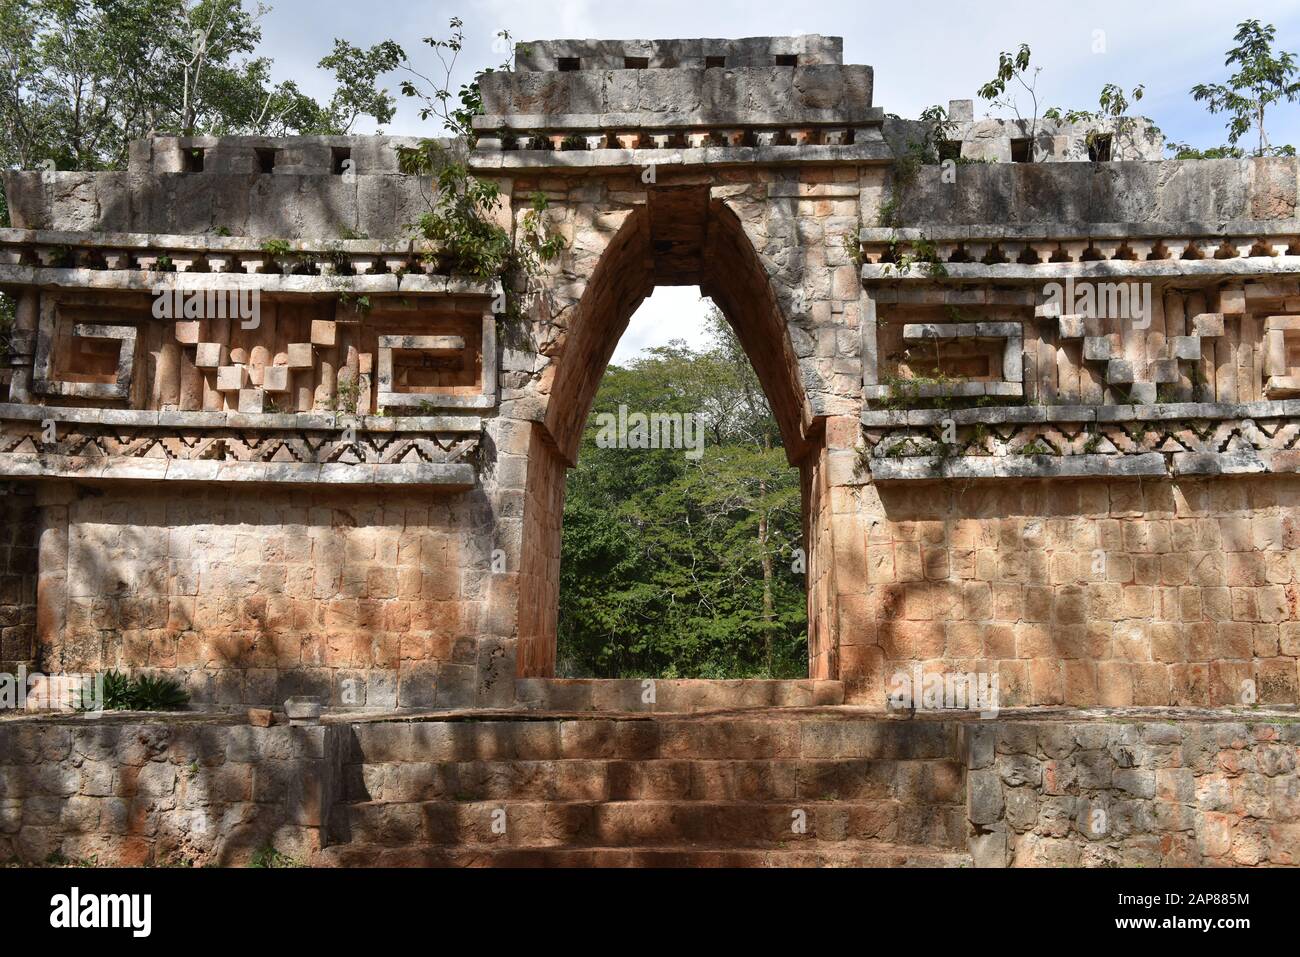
0,34 -> 1296,869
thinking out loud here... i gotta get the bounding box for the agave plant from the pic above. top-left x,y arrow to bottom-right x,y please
101,670 -> 135,711
91,670 -> 190,712
128,674 -> 191,711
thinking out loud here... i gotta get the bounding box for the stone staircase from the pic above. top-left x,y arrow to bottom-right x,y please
321,705 -> 972,867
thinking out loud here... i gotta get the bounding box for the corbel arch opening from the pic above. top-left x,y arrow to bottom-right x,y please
517,187 -> 833,680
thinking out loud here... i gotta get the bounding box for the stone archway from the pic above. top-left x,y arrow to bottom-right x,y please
515,185 -> 830,679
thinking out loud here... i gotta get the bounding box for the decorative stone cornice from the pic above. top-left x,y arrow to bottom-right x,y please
0,228 -> 500,296
859,223 -> 1300,277
860,400 -> 1300,482
0,404 -> 481,488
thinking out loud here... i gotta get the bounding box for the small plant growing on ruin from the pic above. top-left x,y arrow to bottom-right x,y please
879,105 -> 957,228
397,18 -> 517,144
331,373 -> 362,414
978,43 -> 1047,160
401,142 -> 564,287
1016,438 -> 1054,456
249,845 -> 303,868
260,239 -> 293,257
884,236 -> 948,278
0,304 -> 12,361
842,226 -> 864,266
1046,83 -> 1154,159
883,437 -> 924,458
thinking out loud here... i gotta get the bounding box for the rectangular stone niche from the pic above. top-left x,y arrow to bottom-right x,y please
32,310 -> 137,401
1264,315 -> 1300,398
376,314 -> 497,410
864,321 -> 1024,400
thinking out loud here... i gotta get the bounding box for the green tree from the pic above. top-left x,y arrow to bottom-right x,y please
1192,19 -> 1300,157
312,38 -> 405,134
557,304 -> 806,679
0,0 -> 405,172
1166,142 -> 1245,160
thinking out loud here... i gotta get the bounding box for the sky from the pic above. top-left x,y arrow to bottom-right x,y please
252,0 -> 1300,363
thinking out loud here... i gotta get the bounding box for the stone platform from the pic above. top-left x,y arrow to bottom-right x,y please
0,704 -> 1294,868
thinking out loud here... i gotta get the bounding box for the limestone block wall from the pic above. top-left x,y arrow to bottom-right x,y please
3,167 -> 434,240
0,716 -> 333,866
834,475 -> 1300,708
883,112 -> 1165,164
514,35 -> 844,71
0,484 -> 37,667
967,717 -> 1300,867
889,156 -> 1297,226
35,484 -> 490,708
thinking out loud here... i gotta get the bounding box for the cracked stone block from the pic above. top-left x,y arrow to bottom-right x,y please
1171,336 -> 1202,361
194,342 -> 227,368
1192,312 -> 1225,337
237,387 -> 265,413
216,364 -> 248,392
1106,359 -> 1135,384
1083,337 -> 1114,362
262,365 -> 291,393
1058,315 -> 1085,339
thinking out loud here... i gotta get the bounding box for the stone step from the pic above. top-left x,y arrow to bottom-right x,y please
338,799 -> 967,850
345,757 -> 965,805
320,842 -> 973,868
348,714 -> 961,763
513,678 -> 843,712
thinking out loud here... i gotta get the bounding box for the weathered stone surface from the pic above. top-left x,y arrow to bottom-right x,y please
0,32 -> 1299,739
